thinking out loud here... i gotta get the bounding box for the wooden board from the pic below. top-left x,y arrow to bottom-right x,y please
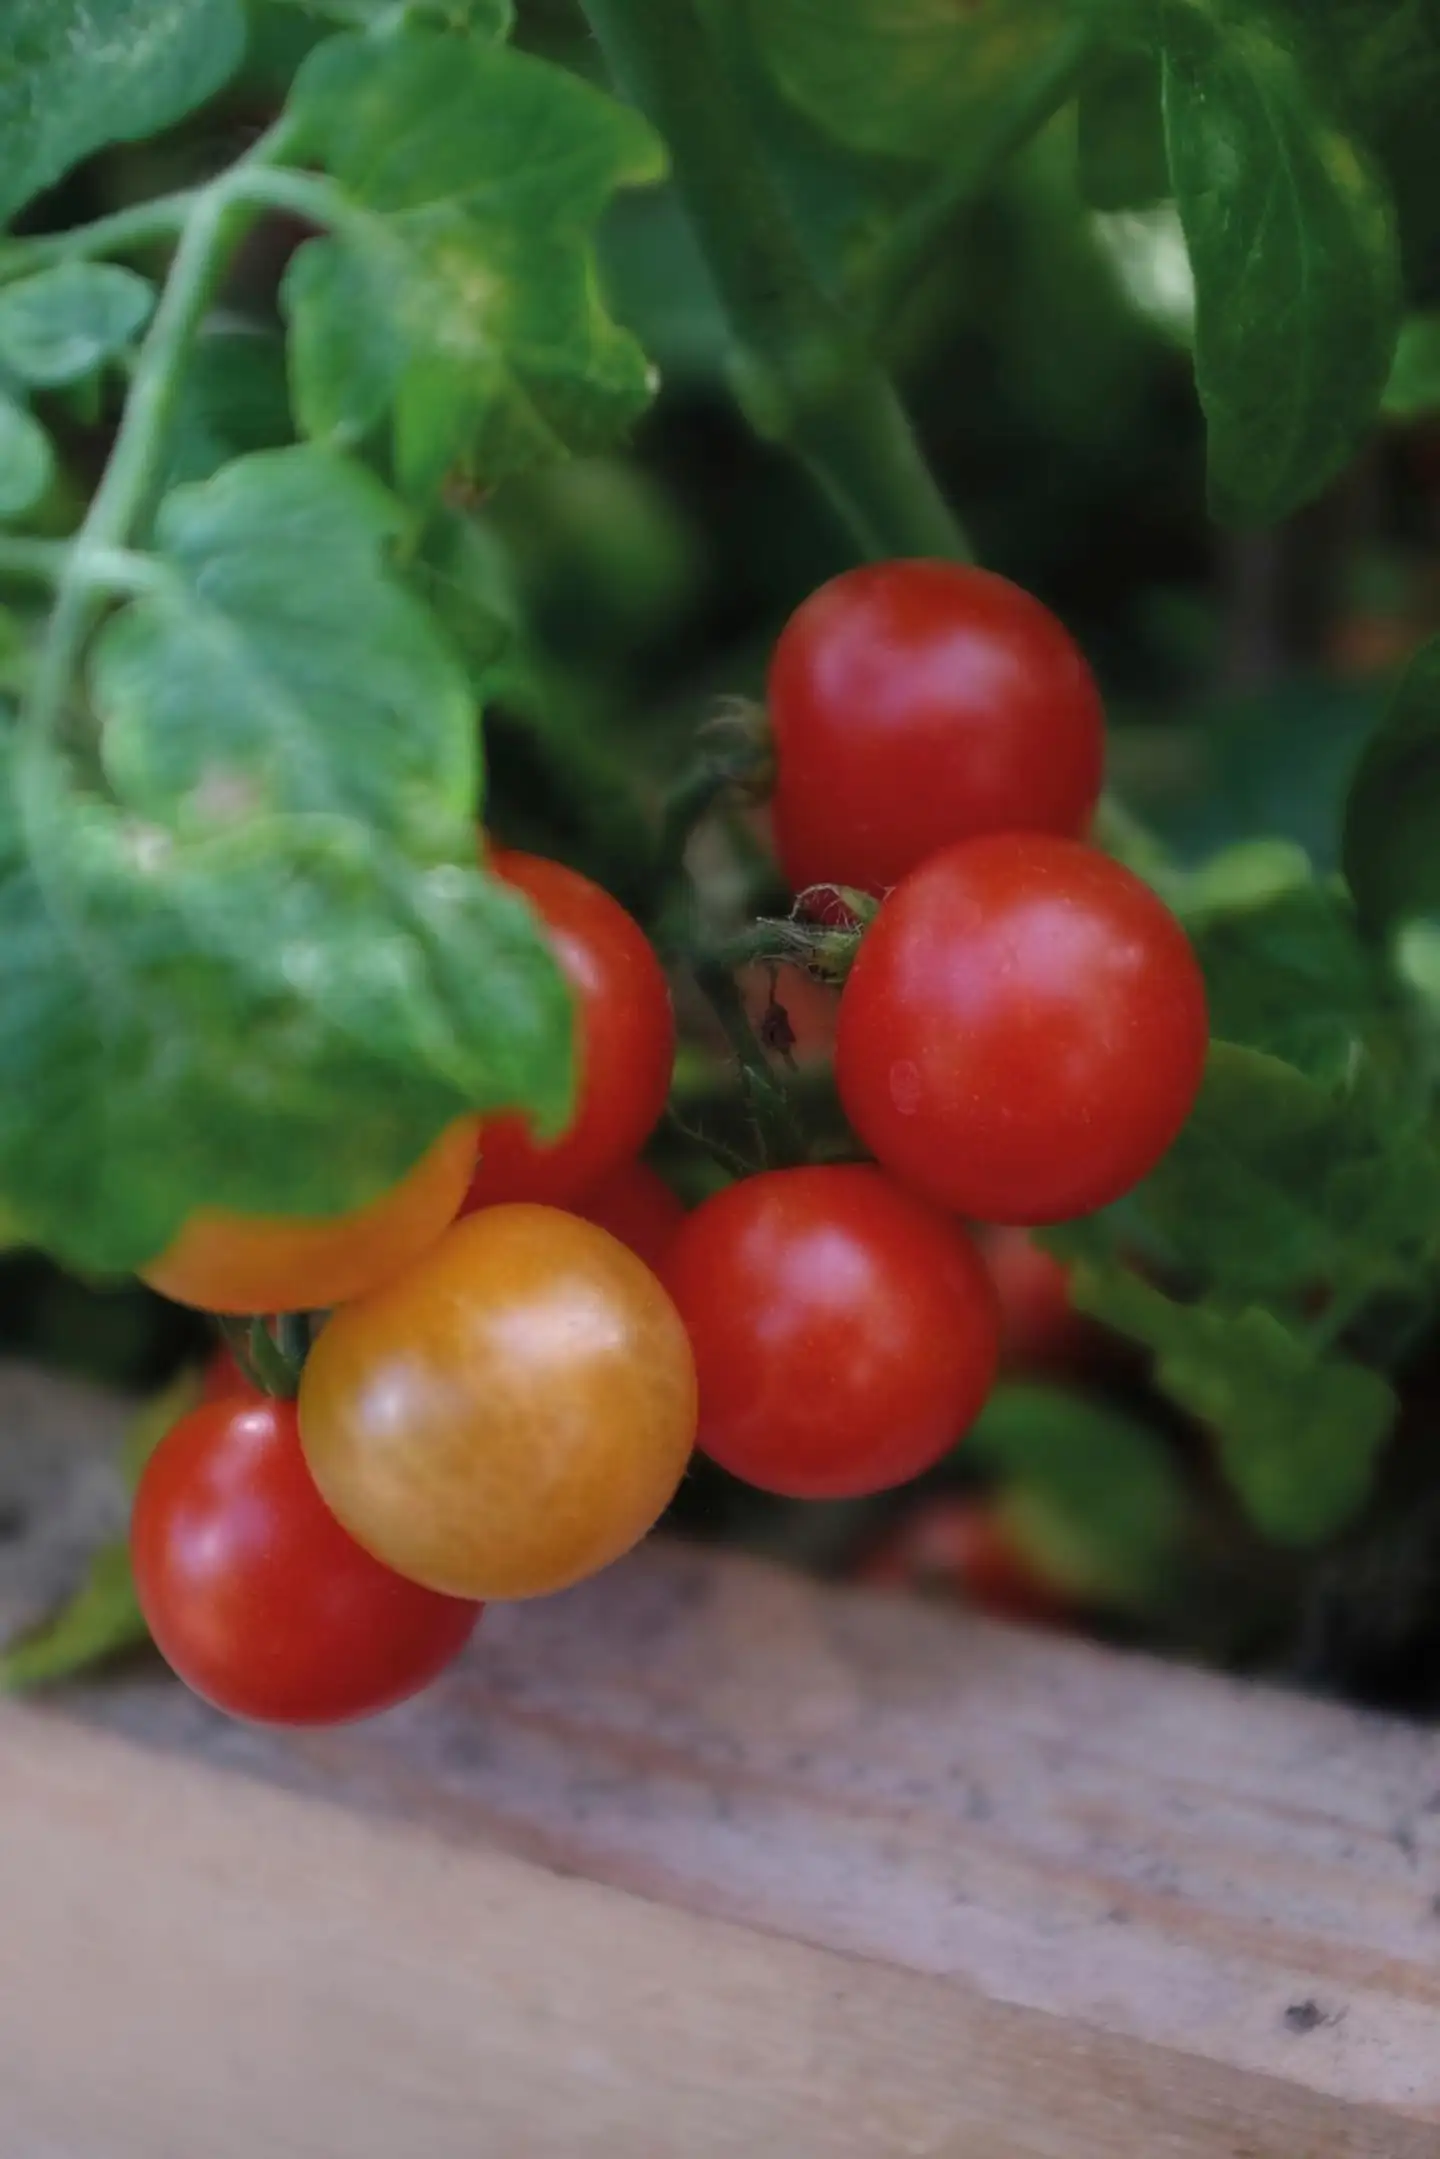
0,1362 -> 1437,2157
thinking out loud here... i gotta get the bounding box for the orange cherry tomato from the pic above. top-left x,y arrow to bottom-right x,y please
140,1119 -> 477,1316
298,1204 -> 697,1600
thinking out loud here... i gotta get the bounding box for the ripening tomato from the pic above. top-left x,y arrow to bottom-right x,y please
836,834 -> 1208,1224
662,1165 -> 999,1499
769,561 -> 1105,903
299,1205 -> 697,1600
856,1498 -> 1070,1626
131,1396 -> 479,1725
572,1160 -> 686,1273
982,1227 -> 1093,1377
464,851 -> 675,1209
141,1119 -> 478,1316
201,1343 -> 258,1402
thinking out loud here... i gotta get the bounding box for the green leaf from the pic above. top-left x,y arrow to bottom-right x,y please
412,503 -> 525,701
281,26 -> 664,498
0,264 -> 153,387
0,741 -> 574,1276
1343,636 -> 1440,936
1078,46 -> 1169,209
1140,1042 -> 1440,1302
0,0 -> 246,229
91,447 -> 477,862
751,0 -> 1077,164
1073,1266 -> 1393,1543
0,393 -> 53,519
267,0 -> 511,26
968,1382 -> 1187,1605
1159,0 -> 1400,524
1190,878 -> 1396,1086
163,329 -> 295,487
0,1543 -> 148,1690
1383,315 -> 1440,419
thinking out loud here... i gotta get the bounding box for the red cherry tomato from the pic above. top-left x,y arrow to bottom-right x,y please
465,851 -> 675,1208
572,1161 -> 686,1273
131,1396 -> 479,1725
982,1227 -> 1093,1377
663,1165 -> 999,1499
836,834 -> 1208,1224
857,1498 -> 1070,1626
201,1343 -> 258,1402
769,561 -> 1105,903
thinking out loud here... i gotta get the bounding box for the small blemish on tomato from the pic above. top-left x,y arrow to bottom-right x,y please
889,1059 -> 922,1116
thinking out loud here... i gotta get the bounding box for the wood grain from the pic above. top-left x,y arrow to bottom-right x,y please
1,1362 -> 1438,2156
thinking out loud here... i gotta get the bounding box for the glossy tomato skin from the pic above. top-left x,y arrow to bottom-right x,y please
141,1119 -> 478,1316
770,561 -> 1104,902
131,1397 -> 479,1725
836,834 -> 1208,1224
662,1165 -> 999,1500
299,1205 -> 697,1601
572,1160 -> 685,1273
464,851 -> 675,1208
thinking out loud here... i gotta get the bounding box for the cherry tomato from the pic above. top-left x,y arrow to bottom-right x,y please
857,1498 -> 1070,1625
464,851 -> 675,1209
572,1160 -> 686,1273
141,1119 -> 478,1316
201,1343 -> 258,1402
836,834 -> 1208,1223
662,1165 -> 999,1500
131,1396 -> 478,1725
299,1205 -> 697,1600
982,1227 -> 1093,1377
770,561 -> 1104,903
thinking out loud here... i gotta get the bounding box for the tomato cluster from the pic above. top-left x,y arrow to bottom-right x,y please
134,561 -> 1207,1727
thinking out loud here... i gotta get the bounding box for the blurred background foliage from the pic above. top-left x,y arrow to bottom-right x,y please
9,0 -> 1440,1706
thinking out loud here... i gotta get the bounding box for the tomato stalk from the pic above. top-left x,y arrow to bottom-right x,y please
577,0 -> 972,566
848,22 -> 1099,338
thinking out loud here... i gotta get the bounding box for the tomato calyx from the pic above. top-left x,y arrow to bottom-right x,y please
217,1311 -> 318,1401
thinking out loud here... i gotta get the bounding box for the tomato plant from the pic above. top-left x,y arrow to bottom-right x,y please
5,0 -> 1440,1705
770,562 -> 1104,902
299,1205 -> 697,1601
664,1166 -> 998,1498
463,851 -> 675,1208
143,1119 -> 478,1315
132,1396 -> 479,1724
571,1160 -> 686,1273
836,834 -> 1210,1223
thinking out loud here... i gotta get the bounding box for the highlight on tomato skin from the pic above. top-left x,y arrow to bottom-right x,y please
466,850 -> 676,1210
835,832 -> 1210,1225
298,1203 -> 698,1603
131,1395 -> 480,1726
663,1164 -> 1000,1501
140,1117 -> 479,1317
769,559 -> 1105,904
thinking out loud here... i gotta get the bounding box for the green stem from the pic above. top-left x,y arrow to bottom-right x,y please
0,536 -> 167,595
0,192 -> 200,284
852,23 -> 1097,334
578,0 -> 970,565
